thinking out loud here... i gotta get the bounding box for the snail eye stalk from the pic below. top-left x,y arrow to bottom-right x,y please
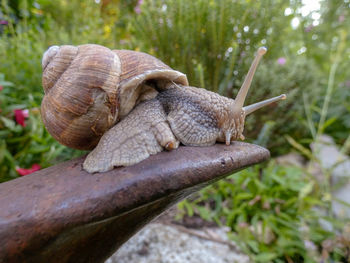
233,47 -> 287,115
243,94 -> 286,115
233,47 -> 267,111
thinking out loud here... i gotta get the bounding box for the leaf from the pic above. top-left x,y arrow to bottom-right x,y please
247,240 -> 260,253
332,197 -> 350,208
197,206 -> 211,221
235,192 -> 254,201
302,92 -> 316,139
183,201 -> 194,217
285,135 -> 314,160
270,173 -> 287,186
253,121 -> 276,147
298,182 -> 314,199
0,141 -> 6,163
0,130 -> 11,138
0,80 -> 14,87
253,252 -> 277,262
0,116 -> 21,132
320,117 -> 337,131
28,145 -> 50,154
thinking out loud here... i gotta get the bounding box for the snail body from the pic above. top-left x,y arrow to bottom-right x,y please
41,44 -> 286,173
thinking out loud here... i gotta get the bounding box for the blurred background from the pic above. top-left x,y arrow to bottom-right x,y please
0,0 -> 349,262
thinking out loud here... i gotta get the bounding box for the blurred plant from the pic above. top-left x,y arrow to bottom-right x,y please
284,28 -> 350,257
287,26 -> 349,185
130,0 -> 325,153
0,0 -> 129,181
177,162 -> 348,262
0,0 -> 139,100
131,0 -> 296,94
176,6 -> 350,260
0,72 -> 83,182
0,0 -> 115,97
299,0 -> 350,144
243,55 -> 322,154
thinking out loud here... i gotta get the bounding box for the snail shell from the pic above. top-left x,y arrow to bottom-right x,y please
41,44 -> 188,150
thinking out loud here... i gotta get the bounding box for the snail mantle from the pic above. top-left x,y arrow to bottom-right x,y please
0,143 -> 269,263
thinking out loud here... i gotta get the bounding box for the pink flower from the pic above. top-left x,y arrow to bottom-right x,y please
0,85 -> 3,91
0,20 -> 8,25
16,164 -> 41,176
134,6 -> 141,14
14,109 -> 29,127
338,15 -> 345,23
277,57 -> 286,65
134,0 -> 143,14
304,25 -> 313,32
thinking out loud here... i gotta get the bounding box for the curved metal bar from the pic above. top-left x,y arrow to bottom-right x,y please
0,142 -> 269,263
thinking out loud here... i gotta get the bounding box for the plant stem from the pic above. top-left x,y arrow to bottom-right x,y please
340,134 -> 350,155
316,30 -> 347,140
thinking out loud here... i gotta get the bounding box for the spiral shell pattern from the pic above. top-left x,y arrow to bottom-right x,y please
41,44 -> 188,150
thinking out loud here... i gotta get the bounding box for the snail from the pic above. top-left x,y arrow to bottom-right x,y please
41,44 -> 286,173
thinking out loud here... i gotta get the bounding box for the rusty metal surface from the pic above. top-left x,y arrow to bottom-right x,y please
0,142 -> 269,263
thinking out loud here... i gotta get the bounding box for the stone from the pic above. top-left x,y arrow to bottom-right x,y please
310,135 -> 350,218
275,152 -> 304,167
106,223 -> 250,263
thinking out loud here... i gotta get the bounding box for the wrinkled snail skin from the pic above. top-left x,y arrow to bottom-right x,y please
83,84 -> 240,173
41,44 -> 286,173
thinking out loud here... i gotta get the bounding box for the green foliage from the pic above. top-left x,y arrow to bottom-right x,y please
0,0 -> 113,181
131,0 -> 294,94
0,0 -> 112,99
0,74 -> 83,182
0,0 -> 144,181
300,0 -> 350,144
245,56 -> 322,153
177,10 -> 350,260
177,162 -> 348,262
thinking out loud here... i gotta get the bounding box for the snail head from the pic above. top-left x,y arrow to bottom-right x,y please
222,47 -> 287,145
